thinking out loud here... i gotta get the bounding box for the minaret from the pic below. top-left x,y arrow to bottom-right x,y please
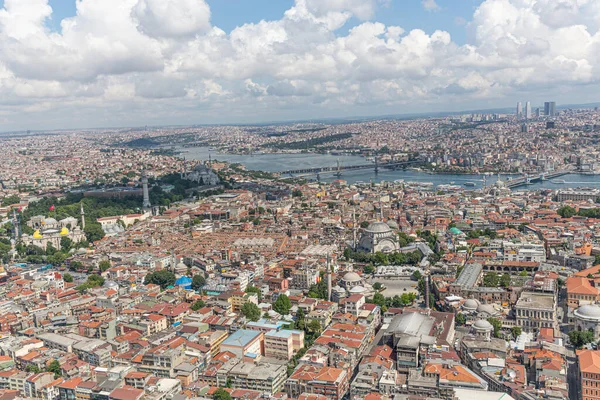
326,254 -> 332,302
352,208 -> 357,251
142,172 -> 151,209
80,203 -> 85,230
425,264 -> 431,310
12,209 -> 19,239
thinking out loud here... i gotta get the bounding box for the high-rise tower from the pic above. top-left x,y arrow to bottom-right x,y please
544,101 -> 556,116
516,102 -> 522,118
142,172 -> 151,209
525,101 -> 532,119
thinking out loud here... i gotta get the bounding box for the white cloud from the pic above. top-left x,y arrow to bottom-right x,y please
0,0 -> 600,129
422,0 -> 441,12
133,0 -> 211,38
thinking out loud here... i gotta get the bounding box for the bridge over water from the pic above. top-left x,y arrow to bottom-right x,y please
504,170 -> 571,188
280,160 -> 421,176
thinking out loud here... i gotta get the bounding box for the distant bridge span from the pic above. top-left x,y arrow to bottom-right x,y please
280,160 -> 421,176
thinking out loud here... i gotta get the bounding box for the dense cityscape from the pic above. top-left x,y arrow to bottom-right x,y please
2,0 -> 600,398
0,101 -> 599,400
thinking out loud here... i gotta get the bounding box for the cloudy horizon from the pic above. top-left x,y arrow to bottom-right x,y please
0,0 -> 599,131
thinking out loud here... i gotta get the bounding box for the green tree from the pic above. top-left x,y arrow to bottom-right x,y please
557,205 -> 576,218
411,270 -> 422,281
511,326 -> 522,338
487,318 -> 502,338
296,307 -> 305,331
455,313 -> 466,326
99,260 -> 111,273
144,270 -> 176,290
25,365 -> 40,373
60,237 -> 73,252
307,319 -> 322,334
291,189 -> 303,198
190,299 -> 205,311
373,282 -> 383,291
273,294 -> 292,316
192,274 -> 206,291
483,272 -> 500,287
246,286 -> 263,302
363,264 -> 375,274
499,273 -> 511,288
241,302 -> 261,321
213,388 -> 232,400
46,360 -> 62,378
84,223 -> 105,242
63,273 -> 73,283
569,330 -> 595,348
372,293 -> 386,308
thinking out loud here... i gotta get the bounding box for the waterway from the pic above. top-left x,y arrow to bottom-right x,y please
180,147 -> 600,190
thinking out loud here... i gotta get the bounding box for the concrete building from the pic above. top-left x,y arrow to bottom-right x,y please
556,188 -> 600,202
220,329 -> 263,359
264,329 -> 305,360
286,364 -> 350,400
515,291 -> 557,333
578,349 -> 600,400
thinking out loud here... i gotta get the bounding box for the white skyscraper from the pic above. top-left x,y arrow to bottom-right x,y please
525,101 -> 532,119
516,102 -> 522,118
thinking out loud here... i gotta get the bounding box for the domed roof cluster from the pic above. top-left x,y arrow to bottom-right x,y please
473,319 -> 493,331
575,304 -> 600,320
463,299 -> 480,311
342,272 -> 362,283
365,222 -> 392,233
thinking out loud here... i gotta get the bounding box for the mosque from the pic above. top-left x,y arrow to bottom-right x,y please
181,159 -> 220,186
357,221 -> 401,254
331,271 -> 376,302
21,208 -> 86,251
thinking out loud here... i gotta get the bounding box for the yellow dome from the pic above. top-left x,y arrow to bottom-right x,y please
33,230 -> 43,239
60,227 -> 69,236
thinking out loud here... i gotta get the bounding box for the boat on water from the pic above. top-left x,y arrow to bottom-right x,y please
551,179 -> 566,184
449,181 -> 455,184
464,182 -> 476,187
394,179 -> 405,184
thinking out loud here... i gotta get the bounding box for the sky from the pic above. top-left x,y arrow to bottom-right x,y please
0,0 -> 599,131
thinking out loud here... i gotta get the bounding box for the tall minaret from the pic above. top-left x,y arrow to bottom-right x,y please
142,172 -> 151,209
12,209 -> 19,239
425,264 -> 431,310
80,203 -> 85,230
352,208 -> 357,251
326,254 -> 332,302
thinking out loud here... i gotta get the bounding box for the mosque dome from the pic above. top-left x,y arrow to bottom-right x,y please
342,272 -> 362,283
477,303 -> 496,315
463,299 -> 480,311
43,218 -> 57,225
349,286 -> 366,293
575,304 -> 600,321
473,319 -> 493,331
365,222 -> 392,233
386,220 -> 399,230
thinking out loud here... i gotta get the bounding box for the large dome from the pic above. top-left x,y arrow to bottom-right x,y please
386,220 -> 399,230
575,304 -> 600,320
477,303 -> 496,315
463,299 -> 480,311
365,222 -> 392,233
343,272 -> 362,283
473,319 -> 493,331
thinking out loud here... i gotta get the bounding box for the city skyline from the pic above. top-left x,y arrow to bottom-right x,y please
0,0 -> 599,130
